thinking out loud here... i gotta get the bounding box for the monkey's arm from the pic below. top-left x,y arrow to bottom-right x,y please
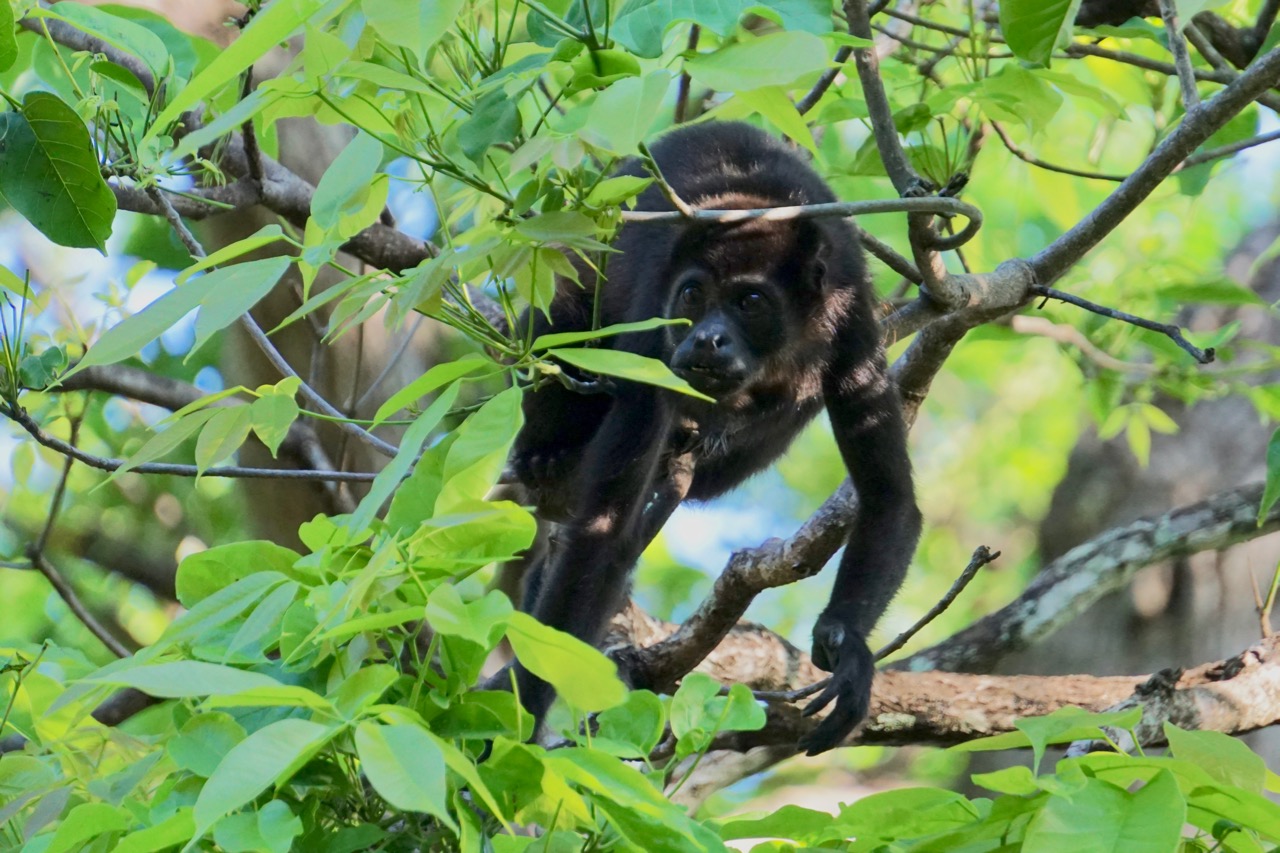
802,348 -> 922,755
515,384 -> 676,725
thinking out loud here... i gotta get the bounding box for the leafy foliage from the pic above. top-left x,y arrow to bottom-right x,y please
1,0 -> 1279,849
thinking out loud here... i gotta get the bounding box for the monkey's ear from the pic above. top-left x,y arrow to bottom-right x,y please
794,220 -> 830,292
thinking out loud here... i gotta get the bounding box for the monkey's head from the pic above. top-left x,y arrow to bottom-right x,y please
663,215 -> 831,398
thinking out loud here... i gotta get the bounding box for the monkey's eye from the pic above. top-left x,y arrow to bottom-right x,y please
678,282 -> 703,304
738,290 -> 766,312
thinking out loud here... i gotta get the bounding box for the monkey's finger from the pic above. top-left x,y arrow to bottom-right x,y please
801,680 -> 841,717
800,691 -> 867,755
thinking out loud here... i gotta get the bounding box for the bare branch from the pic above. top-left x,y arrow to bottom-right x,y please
2,404 -> 377,482
1160,0 -> 1202,109
1030,284 -> 1215,363
622,197 -> 982,249
846,0 -> 920,194
1010,315 -> 1157,374
874,545 -> 999,661
989,121 -> 1127,182
25,549 -> 132,658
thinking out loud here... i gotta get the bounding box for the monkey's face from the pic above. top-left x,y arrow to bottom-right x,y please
665,266 -> 800,398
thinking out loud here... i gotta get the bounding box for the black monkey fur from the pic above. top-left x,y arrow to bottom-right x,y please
509,121 -> 922,754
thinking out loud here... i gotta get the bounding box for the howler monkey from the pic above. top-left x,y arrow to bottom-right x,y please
509,121 -> 921,755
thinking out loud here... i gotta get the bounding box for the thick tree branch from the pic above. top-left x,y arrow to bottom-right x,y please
900,482 -> 1280,673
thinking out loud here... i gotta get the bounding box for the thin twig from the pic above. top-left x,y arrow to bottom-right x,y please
144,188 -> 401,458
1261,563 -> 1280,638
797,45 -> 853,115
637,141 -> 696,217
146,186 -> 203,261
874,546 -> 999,661
1180,128 -> 1280,169
35,416 -> 80,554
25,548 -> 131,658
755,546 -> 1000,703
855,224 -> 923,284
240,68 -> 264,184
1160,0 -> 1201,109
674,25 -> 699,124
847,0 -> 920,194
1010,315 -> 1157,374
990,121 -> 1127,182
2,404 -> 377,482
1255,0 -> 1280,55
1183,21 -> 1228,71
1030,285 -> 1215,364
622,197 -> 982,250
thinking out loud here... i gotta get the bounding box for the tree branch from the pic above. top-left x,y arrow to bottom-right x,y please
2,404 -> 377,482
900,482 -> 1280,674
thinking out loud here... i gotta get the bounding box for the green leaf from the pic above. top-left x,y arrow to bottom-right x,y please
113,809 -> 196,853
436,386 -> 525,511
144,0 -> 357,148
372,354 -> 490,427
596,690 -> 665,757
426,585 -> 513,647
81,661 -> 284,697
1016,707 -> 1142,772
330,665 -> 398,719
584,71 -> 671,154
361,0 -> 467,56
311,132 -> 384,230
18,346 -> 68,390
0,92 -> 116,251
175,225 -> 286,284
734,86 -> 818,155
43,802 -> 129,853
506,611 -> 627,713
346,380 -> 462,534
532,317 -> 685,350
1022,771 -> 1185,853
584,175 -> 653,207
686,31 -> 830,92
1158,281 -> 1267,306
715,805 -> 834,842
189,257 -> 293,356
457,89 -> 522,164
354,722 -> 457,829
250,392 -> 300,457
611,0 -> 833,58
0,2 -> 16,73
175,541 -> 302,606
169,713 -> 247,778
157,572 -> 289,652
193,718 -> 338,835
550,749 -> 727,852
1259,426 -> 1280,524
546,347 -> 714,400
1164,723 -> 1266,793
999,0 -> 1081,66
46,2 -> 170,77
213,801 -> 301,853
194,406 -> 253,473
110,408 -> 219,479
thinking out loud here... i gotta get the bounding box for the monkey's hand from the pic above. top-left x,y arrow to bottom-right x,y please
799,613 -> 874,755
